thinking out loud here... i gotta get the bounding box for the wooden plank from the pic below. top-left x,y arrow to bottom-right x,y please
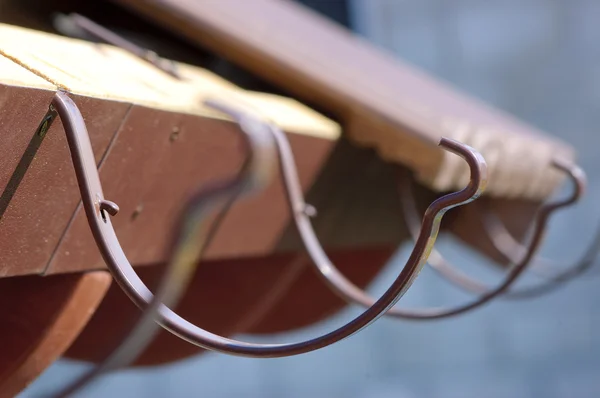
0,271 -> 111,397
0,89 -> 130,276
0,24 -> 342,275
114,0 -> 574,200
0,22 -> 340,140
0,22 -> 537,278
46,107 -> 335,273
0,83 -> 56,276
0,56 -> 129,276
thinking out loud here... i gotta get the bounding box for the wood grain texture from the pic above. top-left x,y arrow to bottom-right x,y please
0,22 -> 340,140
46,107 -> 335,274
0,83 -> 55,276
0,271 -> 111,397
0,18 -> 542,382
0,81 -> 129,276
0,23 -> 542,278
0,26 -> 340,277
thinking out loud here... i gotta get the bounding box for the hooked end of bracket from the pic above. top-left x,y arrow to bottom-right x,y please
100,199 -> 120,217
437,136 -> 489,201
550,157 -> 587,205
303,204 -> 318,218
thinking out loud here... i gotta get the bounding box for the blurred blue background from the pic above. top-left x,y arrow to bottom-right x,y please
22,0 -> 600,397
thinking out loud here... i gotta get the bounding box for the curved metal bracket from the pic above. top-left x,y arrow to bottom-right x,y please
48,93 -> 487,398
269,117 -> 588,320
50,92 -> 277,397
86,106 -> 484,355
400,160 -> 594,299
271,121 -> 495,320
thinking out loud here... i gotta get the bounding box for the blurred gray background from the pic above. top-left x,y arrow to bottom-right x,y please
22,0 -> 600,397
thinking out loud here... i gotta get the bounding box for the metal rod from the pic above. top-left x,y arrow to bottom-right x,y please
400,166 -> 598,299
65,13 -> 181,79
271,121 -> 584,319
48,93 -> 485,366
48,93 -> 276,397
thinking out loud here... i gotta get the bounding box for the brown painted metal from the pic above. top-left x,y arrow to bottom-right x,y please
52,90 -> 486,363
449,198 -> 544,266
40,93 -> 485,398
0,85 -> 55,276
401,167 -> 598,299
299,159 -> 586,319
49,94 -> 280,397
0,30 -> 555,396
479,200 -> 600,280
265,118 -> 580,320
0,271 -> 111,398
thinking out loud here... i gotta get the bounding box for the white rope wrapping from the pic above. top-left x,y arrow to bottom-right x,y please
423,118 -> 572,200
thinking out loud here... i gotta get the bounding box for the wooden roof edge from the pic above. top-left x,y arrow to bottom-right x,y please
0,22 -> 341,141
112,0 -> 575,201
